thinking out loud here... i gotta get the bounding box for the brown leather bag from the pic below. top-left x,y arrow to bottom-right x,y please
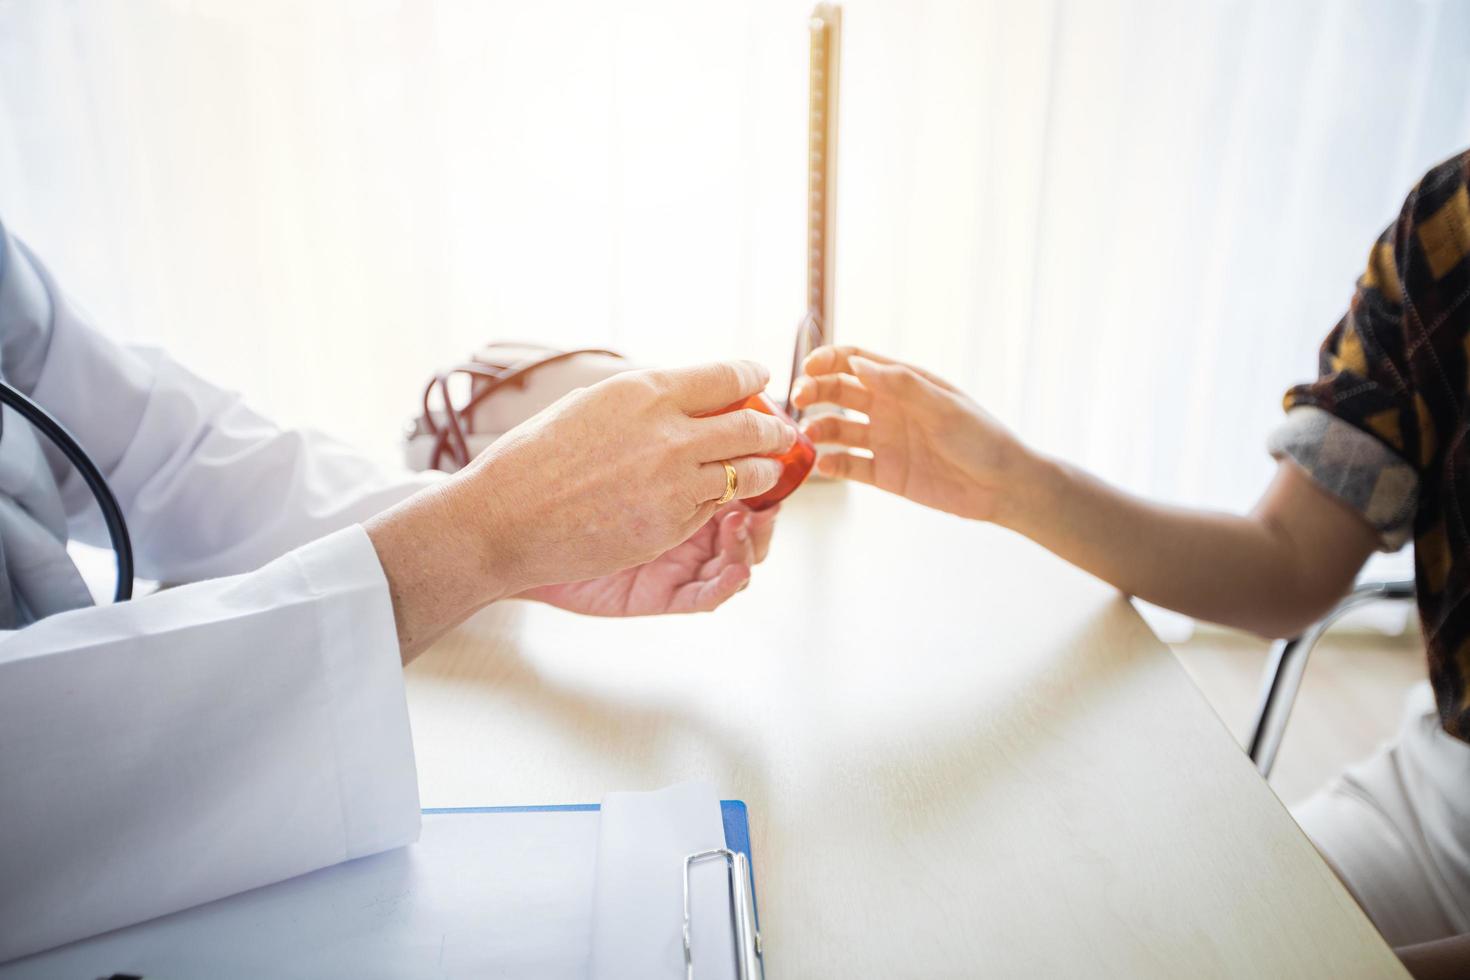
404,342 -> 632,473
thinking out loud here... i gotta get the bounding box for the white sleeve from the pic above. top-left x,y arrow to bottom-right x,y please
6,231 -> 438,584
0,524 -> 420,963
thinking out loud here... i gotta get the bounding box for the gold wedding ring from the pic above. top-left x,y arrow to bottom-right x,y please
716,461 -> 738,505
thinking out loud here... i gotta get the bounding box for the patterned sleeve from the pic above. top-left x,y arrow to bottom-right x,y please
1268,180 -> 1442,550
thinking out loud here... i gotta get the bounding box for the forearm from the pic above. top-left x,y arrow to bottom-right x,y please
999,453 -> 1360,638
365,477 -> 517,664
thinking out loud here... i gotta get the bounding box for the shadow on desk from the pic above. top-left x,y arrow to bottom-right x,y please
405,600 -> 775,810
814,598 -> 1163,836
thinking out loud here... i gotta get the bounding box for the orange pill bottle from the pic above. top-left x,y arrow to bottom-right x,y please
707,393 -> 816,511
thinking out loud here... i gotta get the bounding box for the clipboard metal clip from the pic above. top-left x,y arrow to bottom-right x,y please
683,848 -> 763,980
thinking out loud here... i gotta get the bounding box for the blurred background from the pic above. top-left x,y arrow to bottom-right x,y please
3,0 -> 1468,500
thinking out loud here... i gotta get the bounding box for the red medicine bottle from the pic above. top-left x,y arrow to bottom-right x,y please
707,393 -> 816,511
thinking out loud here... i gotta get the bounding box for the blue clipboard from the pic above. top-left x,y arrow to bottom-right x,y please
425,799 -> 763,979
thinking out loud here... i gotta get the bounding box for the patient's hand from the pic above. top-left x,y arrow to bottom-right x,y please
792,346 -> 1024,522
518,503 -> 778,616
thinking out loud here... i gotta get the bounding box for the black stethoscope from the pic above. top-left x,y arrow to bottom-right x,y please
0,380 -> 133,602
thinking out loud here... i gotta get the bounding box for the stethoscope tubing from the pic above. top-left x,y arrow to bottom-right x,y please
0,380 -> 133,603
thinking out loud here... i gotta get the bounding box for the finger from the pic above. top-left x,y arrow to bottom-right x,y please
660,360 -> 770,414
713,501 -> 778,564
801,414 -> 869,449
847,355 -> 959,399
692,408 -> 796,462
789,373 -> 871,413
746,505 -> 778,563
672,561 -> 752,613
720,506 -> 751,549
699,510 -> 754,579
802,344 -> 896,376
699,456 -> 783,505
815,450 -> 877,485
804,345 -> 959,393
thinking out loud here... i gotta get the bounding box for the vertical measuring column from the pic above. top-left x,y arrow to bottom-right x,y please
807,4 -> 841,344
785,4 -> 843,424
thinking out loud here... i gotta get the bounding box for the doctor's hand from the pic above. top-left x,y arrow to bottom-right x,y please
517,502 -> 779,616
792,345 -> 1028,523
367,361 -> 795,660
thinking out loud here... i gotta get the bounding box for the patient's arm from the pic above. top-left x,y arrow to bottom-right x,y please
795,345 -> 1378,640
1005,453 -> 1377,638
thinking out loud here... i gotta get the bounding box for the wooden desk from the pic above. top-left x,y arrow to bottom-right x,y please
406,482 -> 1404,977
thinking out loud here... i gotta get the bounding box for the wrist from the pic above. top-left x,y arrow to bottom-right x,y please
364,472 -> 524,662
990,443 -> 1067,537
443,458 -> 529,604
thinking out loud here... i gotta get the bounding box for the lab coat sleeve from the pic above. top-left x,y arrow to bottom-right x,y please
6,230 -> 439,583
0,523 -> 420,963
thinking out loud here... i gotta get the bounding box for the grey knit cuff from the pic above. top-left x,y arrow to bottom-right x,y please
1267,406 -> 1418,551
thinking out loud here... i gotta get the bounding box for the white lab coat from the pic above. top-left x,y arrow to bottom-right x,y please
0,225 -> 438,962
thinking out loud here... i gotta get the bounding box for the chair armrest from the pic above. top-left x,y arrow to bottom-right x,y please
1245,579 -> 1414,778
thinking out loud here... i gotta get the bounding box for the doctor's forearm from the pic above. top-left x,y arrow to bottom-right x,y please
365,479 -> 518,664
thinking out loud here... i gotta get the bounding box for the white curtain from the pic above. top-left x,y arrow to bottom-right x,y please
2,0 -> 1467,521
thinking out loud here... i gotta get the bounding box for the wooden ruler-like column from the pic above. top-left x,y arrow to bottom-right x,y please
806,4 -> 841,344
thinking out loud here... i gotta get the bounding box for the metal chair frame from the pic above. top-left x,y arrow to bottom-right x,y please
1245,579 -> 1416,778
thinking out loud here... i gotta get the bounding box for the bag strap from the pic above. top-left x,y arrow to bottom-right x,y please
418,345 -> 624,472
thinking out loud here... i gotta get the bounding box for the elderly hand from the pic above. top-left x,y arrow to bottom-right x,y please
368,360 -> 796,660
792,345 -> 1026,522
519,502 -> 779,616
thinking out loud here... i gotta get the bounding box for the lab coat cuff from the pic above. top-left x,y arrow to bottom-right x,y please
293,524 -> 422,858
